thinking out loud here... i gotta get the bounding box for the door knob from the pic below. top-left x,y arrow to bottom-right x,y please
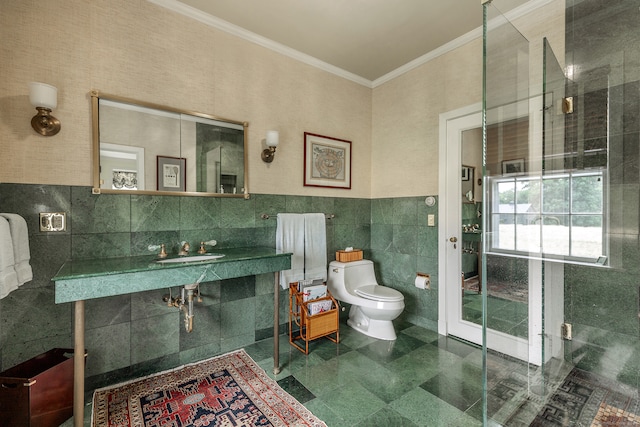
449,237 -> 458,242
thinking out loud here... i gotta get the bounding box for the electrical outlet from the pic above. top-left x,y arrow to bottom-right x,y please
40,212 -> 66,232
427,214 -> 435,226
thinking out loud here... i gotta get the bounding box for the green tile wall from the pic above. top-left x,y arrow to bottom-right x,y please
1,181 -> 638,389
1,180 -> 637,389
561,1 -> 640,389
0,184 -> 417,390
370,197 -> 439,331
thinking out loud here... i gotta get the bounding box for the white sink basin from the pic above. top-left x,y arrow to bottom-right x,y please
156,254 -> 225,264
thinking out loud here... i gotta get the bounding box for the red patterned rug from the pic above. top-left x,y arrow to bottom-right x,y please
92,349 -> 326,427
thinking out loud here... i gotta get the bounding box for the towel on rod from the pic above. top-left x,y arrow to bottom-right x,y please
303,213 -> 327,282
0,213 -> 33,285
276,213 -> 305,289
0,216 -> 19,299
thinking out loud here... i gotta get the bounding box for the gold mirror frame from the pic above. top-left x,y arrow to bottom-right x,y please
91,90 -> 249,198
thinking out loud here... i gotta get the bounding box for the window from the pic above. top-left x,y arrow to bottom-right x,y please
488,170 -> 606,262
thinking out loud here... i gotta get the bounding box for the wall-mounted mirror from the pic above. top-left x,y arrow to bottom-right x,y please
91,90 -> 249,198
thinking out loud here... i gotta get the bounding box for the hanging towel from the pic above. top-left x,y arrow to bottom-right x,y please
276,213 -> 306,289
0,216 -> 19,299
304,213 -> 327,282
0,213 -> 32,286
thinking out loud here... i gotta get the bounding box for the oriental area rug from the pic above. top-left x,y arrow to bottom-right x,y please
503,367 -> 640,426
530,368 -> 640,427
92,349 -> 326,427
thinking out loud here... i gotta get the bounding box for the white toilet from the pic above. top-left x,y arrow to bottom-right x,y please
327,259 -> 405,340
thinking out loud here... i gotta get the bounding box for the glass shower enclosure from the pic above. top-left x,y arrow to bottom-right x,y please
481,0 -> 639,425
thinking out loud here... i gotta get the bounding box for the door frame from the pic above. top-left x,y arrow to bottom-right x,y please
438,103 -> 544,363
438,102 -> 482,335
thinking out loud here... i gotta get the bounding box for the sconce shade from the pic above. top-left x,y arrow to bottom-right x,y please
29,82 -> 61,136
262,130 -> 279,163
29,82 -> 57,109
266,130 -> 279,147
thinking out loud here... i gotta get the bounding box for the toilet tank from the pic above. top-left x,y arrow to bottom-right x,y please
328,260 -> 378,294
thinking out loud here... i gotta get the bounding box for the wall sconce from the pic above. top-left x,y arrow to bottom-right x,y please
29,82 -> 61,136
261,130 -> 279,163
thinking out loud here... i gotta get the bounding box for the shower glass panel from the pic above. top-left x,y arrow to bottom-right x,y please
482,1 -> 533,424
561,1 -> 639,424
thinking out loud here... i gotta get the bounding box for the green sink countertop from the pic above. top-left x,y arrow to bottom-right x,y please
53,247 -> 292,303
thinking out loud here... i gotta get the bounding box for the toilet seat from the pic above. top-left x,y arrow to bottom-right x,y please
355,285 -> 403,302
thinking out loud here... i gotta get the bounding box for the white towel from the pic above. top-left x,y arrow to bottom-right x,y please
0,216 -> 19,299
0,213 -> 32,285
276,213 -> 306,289
303,213 -> 327,282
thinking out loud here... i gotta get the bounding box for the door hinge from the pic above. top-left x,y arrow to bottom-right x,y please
562,97 -> 574,114
561,323 -> 572,340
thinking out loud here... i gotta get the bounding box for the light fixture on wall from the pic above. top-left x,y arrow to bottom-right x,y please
29,82 -> 61,136
261,130 -> 279,163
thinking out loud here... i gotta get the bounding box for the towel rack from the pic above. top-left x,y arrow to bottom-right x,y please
261,213 -> 335,220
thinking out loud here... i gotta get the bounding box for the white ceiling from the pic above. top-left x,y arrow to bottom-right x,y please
151,0 -> 534,86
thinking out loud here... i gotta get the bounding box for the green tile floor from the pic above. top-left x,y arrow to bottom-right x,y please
256,320 -> 523,427
462,293 -> 528,339
62,319 -> 549,427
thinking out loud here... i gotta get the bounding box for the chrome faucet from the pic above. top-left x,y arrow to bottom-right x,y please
179,241 -> 190,256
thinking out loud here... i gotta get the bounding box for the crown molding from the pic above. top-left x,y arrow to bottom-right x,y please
372,0 -> 554,87
148,0 -> 554,89
372,27 -> 482,88
147,0 -> 373,88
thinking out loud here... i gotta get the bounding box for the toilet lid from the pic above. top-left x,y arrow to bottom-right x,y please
355,285 -> 403,302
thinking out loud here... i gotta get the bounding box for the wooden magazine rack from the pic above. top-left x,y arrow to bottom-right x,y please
289,283 -> 339,354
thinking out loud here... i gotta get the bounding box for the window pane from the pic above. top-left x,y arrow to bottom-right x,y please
572,174 -> 603,213
542,215 -> 569,255
515,214 -> 541,252
517,178 -> 540,214
489,172 -> 605,261
571,215 -> 602,258
542,176 -> 569,213
493,215 -> 515,250
497,181 -> 515,211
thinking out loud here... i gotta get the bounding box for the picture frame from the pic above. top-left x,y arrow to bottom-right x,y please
461,166 -> 471,181
502,158 -> 525,175
304,132 -> 352,189
157,156 -> 186,191
112,170 -> 138,190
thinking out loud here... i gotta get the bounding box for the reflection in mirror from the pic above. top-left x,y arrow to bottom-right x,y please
459,127 -> 483,332
461,127 -> 482,204
91,91 -> 249,197
462,165 -> 474,203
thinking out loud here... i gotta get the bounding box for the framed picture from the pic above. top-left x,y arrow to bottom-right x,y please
502,158 -> 525,175
157,156 -> 186,191
304,132 -> 352,189
461,166 -> 471,181
112,170 -> 138,190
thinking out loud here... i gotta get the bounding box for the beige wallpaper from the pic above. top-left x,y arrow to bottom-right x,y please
370,0 -> 564,199
1,0 -> 564,200
371,40 -> 483,198
0,0 -> 372,198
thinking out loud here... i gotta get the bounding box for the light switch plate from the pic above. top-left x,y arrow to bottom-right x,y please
427,214 -> 435,226
40,212 -> 66,232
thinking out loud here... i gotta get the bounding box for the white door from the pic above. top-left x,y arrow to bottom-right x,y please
438,104 -> 534,362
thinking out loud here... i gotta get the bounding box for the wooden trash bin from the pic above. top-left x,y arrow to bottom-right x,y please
0,348 -> 81,427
